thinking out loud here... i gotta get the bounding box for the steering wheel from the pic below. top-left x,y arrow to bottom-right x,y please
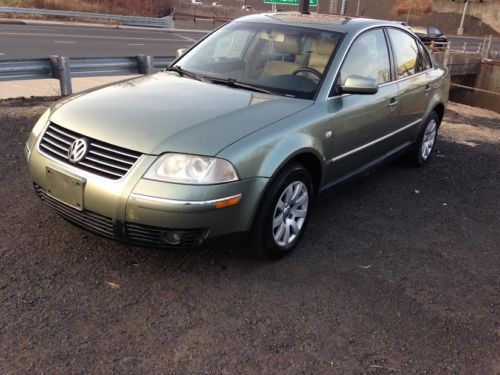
292,67 -> 322,80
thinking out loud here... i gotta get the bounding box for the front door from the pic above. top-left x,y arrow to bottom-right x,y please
318,28 -> 400,185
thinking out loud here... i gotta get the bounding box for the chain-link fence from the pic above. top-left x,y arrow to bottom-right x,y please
430,42 -> 500,113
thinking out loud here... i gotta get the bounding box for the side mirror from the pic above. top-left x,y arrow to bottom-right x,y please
176,48 -> 188,58
341,75 -> 378,95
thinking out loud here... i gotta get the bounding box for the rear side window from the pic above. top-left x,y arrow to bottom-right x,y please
417,42 -> 432,70
339,28 -> 391,86
388,28 -> 427,79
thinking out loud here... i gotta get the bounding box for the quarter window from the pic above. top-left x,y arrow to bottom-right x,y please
388,29 -> 426,79
339,29 -> 391,86
417,42 -> 432,70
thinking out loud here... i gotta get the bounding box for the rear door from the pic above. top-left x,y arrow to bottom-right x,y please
386,28 -> 432,143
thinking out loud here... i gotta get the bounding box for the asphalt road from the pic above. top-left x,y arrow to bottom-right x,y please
0,23 -> 207,59
1,22 -> 498,60
0,98 -> 499,373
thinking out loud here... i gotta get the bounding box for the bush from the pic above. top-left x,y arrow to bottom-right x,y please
394,0 -> 432,16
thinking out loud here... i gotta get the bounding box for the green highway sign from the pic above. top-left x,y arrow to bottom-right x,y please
264,0 -> 318,6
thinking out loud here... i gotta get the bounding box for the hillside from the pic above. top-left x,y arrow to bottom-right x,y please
0,0 -> 172,16
1,0 -> 497,36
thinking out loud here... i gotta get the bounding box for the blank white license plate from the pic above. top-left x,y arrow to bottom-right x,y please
45,167 -> 86,211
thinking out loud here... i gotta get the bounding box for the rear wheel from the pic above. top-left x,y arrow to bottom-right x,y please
251,163 -> 313,259
409,111 -> 440,166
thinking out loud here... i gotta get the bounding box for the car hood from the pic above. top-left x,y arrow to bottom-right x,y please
50,73 -> 312,156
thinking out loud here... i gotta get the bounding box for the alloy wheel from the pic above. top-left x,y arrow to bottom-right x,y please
421,119 -> 437,161
272,181 -> 309,247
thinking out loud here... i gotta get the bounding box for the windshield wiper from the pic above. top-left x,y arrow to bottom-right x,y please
165,65 -> 201,81
202,76 -> 276,95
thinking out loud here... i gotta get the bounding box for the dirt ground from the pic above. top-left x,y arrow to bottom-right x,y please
0,98 -> 499,374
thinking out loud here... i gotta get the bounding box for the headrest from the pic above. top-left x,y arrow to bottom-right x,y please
312,39 -> 336,56
274,36 -> 299,54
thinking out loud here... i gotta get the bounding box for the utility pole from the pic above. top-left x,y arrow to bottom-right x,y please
406,0 -> 413,23
356,0 -> 361,16
457,0 -> 469,36
340,0 -> 347,15
329,0 -> 337,14
299,0 -> 310,14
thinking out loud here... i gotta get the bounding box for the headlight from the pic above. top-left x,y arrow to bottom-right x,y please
26,109 -> 51,156
32,109 -> 51,138
144,153 -> 239,184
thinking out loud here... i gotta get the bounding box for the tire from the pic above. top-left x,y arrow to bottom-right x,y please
251,162 -> 313,259
408,111 -> 440,166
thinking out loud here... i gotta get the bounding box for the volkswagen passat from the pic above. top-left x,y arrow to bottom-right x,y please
26,13 -> 449,258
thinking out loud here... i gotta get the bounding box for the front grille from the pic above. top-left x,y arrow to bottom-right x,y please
34,184 -> 114,238
125,222 -> 208,248
39,123 -> 142,180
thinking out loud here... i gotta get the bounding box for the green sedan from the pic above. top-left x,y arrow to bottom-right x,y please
26,13 -> 450,258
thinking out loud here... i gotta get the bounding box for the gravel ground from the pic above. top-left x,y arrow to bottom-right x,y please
0,98 -> 499,374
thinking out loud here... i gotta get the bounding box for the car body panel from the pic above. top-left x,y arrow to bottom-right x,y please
49,73 -> 313,156
127,178 -> 268,236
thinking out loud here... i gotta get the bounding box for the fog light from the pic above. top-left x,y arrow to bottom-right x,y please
161,230 -> 182,245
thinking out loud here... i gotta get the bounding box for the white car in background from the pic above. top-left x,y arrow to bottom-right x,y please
191,0 -> 203,5
212,1 -> 223,7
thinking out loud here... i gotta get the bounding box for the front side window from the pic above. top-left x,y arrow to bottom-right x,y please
388,28 -> 426,79
338,28 -> 391,86
175,21 -> 343,99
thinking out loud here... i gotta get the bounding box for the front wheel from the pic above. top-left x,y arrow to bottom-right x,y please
251,163 -> 313,259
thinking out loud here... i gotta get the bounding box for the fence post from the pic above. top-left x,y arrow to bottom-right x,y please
462,42 -> 467,53
444,44 -> 451,66
486,35 -> 492,59
137,55 -> 154,75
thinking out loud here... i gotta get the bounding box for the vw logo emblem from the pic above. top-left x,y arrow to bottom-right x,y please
67,138 -> 89,163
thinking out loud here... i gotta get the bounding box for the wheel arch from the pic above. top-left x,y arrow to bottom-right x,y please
433,102 -> 446,126
248,148 -> 325,232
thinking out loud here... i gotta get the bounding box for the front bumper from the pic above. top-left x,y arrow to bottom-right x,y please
28,141 -> 268,248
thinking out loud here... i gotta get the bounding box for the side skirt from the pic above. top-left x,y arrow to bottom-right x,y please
319,141 -> 414,194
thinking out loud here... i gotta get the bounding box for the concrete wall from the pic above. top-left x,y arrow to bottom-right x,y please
474,60 -> 500,112
433,0 -> 500,33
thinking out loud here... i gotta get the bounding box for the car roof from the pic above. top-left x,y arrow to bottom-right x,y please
235,12 -> 404,33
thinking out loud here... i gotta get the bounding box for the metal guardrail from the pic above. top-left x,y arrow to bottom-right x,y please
0,55 -> 174,96
0,51 -> 488,97
0,7 -> 173,28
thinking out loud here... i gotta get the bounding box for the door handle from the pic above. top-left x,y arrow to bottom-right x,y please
388,98 -> 399,110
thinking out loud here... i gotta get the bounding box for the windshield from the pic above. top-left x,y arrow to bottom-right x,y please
175,21 -> 343,99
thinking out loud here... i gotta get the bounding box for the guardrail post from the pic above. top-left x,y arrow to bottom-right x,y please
59,56 -> 72,96
51,56 -> 72,96
137,55 -> 154,75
